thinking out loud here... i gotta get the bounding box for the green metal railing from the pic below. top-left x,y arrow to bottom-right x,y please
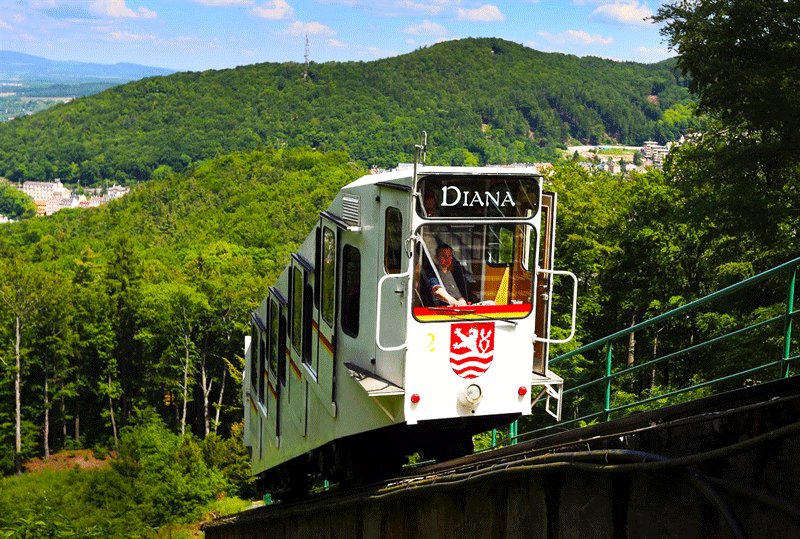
503,255 -> 800,444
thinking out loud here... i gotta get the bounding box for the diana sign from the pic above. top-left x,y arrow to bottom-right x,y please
440,185 -> 515,208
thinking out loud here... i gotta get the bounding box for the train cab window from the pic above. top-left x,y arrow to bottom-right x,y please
291,266 -> 303,355
412,223 -> 535,321
384,207 -> 403,274
341,245 -> 361,337
321,228 -> 336,326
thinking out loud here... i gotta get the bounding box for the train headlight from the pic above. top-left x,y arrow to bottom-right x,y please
463,384 -> 482,405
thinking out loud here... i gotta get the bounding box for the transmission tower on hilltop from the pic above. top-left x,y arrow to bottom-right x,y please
303,35 -> 310,80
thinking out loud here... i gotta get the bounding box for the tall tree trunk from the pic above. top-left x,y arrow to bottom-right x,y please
214,365 -> 226,435
74,401 -> 80,443
15,314 -> 22,475
200,355 -> 213,438
44,373 -> 50,460
107,373 -> 118,447
181,334 -> 190,437
61,394 -> 67,448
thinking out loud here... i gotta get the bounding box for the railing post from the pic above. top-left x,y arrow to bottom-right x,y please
783,265 -> 797,378
604,342 -> 613,421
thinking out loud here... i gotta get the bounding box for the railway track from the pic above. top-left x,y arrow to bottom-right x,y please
207,375 -> 800,538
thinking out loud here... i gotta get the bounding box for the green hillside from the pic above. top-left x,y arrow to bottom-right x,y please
0,38 -> 689,185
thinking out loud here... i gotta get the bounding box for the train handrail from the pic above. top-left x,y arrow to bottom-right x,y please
513,255 -> 800,443
533,268 -> 578,344
376,270 -> 412,352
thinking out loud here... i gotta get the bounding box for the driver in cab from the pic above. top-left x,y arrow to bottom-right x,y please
427,244 -> 470,307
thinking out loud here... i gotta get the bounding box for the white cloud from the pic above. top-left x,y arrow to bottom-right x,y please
91,1 -> 157,19
366,45 -> 398,58
457,4 -> 504,22
251,0 -> 294,19
285,21 -> 335,36
109,30 -> 157,41
318,0 -> 362,5
637,45 -> 672,61
398,0 -> 456,15
0,18 -> 12,30
592,1 -> 653,26
327,38 -> 346,48
195,0 -> 254,5
403,19 -> 447,36
538,29 -> 613,45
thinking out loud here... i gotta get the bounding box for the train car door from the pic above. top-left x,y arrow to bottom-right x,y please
533,191 -> 557,373
316,221 -> 339,415
376,184 -> 408,387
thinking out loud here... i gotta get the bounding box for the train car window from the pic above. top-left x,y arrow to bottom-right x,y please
302,282 -> 313,367
250,322 -> 258,392
384,207 -> 403,274
314,227 -> 321,309
321,228 -> 336,326
487,224 -> 515,266
278,311 -> 287,387
269,299 -> 279,377
258,333 -> 266,404
341,245 -> 361,337
291,266 -> 303,355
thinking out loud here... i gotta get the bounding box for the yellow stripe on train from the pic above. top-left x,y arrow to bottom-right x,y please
412,303 -> 532,321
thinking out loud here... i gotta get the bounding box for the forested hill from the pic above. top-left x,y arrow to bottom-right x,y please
0,38 -> 689,185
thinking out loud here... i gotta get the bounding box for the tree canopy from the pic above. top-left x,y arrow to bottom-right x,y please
655,0 -> 800,270
655,0 -> 800,158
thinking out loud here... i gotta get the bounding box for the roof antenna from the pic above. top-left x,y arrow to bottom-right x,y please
411,130 -> 428,217
303,35 -> 310,80
415,130 -> 427,166
412,130 -> 427,190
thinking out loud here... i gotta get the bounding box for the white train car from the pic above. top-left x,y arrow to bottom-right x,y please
243,165 -> 576,496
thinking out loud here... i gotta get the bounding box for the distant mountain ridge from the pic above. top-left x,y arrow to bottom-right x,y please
0,50 -> 174,81
0,38 -> 692,184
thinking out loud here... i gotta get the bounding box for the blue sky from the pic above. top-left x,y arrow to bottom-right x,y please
0,1 -> 673,72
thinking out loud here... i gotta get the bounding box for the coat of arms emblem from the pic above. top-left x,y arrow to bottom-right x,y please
449,322 -> 495,378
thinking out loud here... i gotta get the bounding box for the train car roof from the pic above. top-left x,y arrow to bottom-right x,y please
344,165 -> 542,189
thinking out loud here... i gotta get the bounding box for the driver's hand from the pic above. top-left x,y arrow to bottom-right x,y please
454,298 -> 468,307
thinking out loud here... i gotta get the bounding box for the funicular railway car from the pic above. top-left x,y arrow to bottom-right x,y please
243,163 -> 576,497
